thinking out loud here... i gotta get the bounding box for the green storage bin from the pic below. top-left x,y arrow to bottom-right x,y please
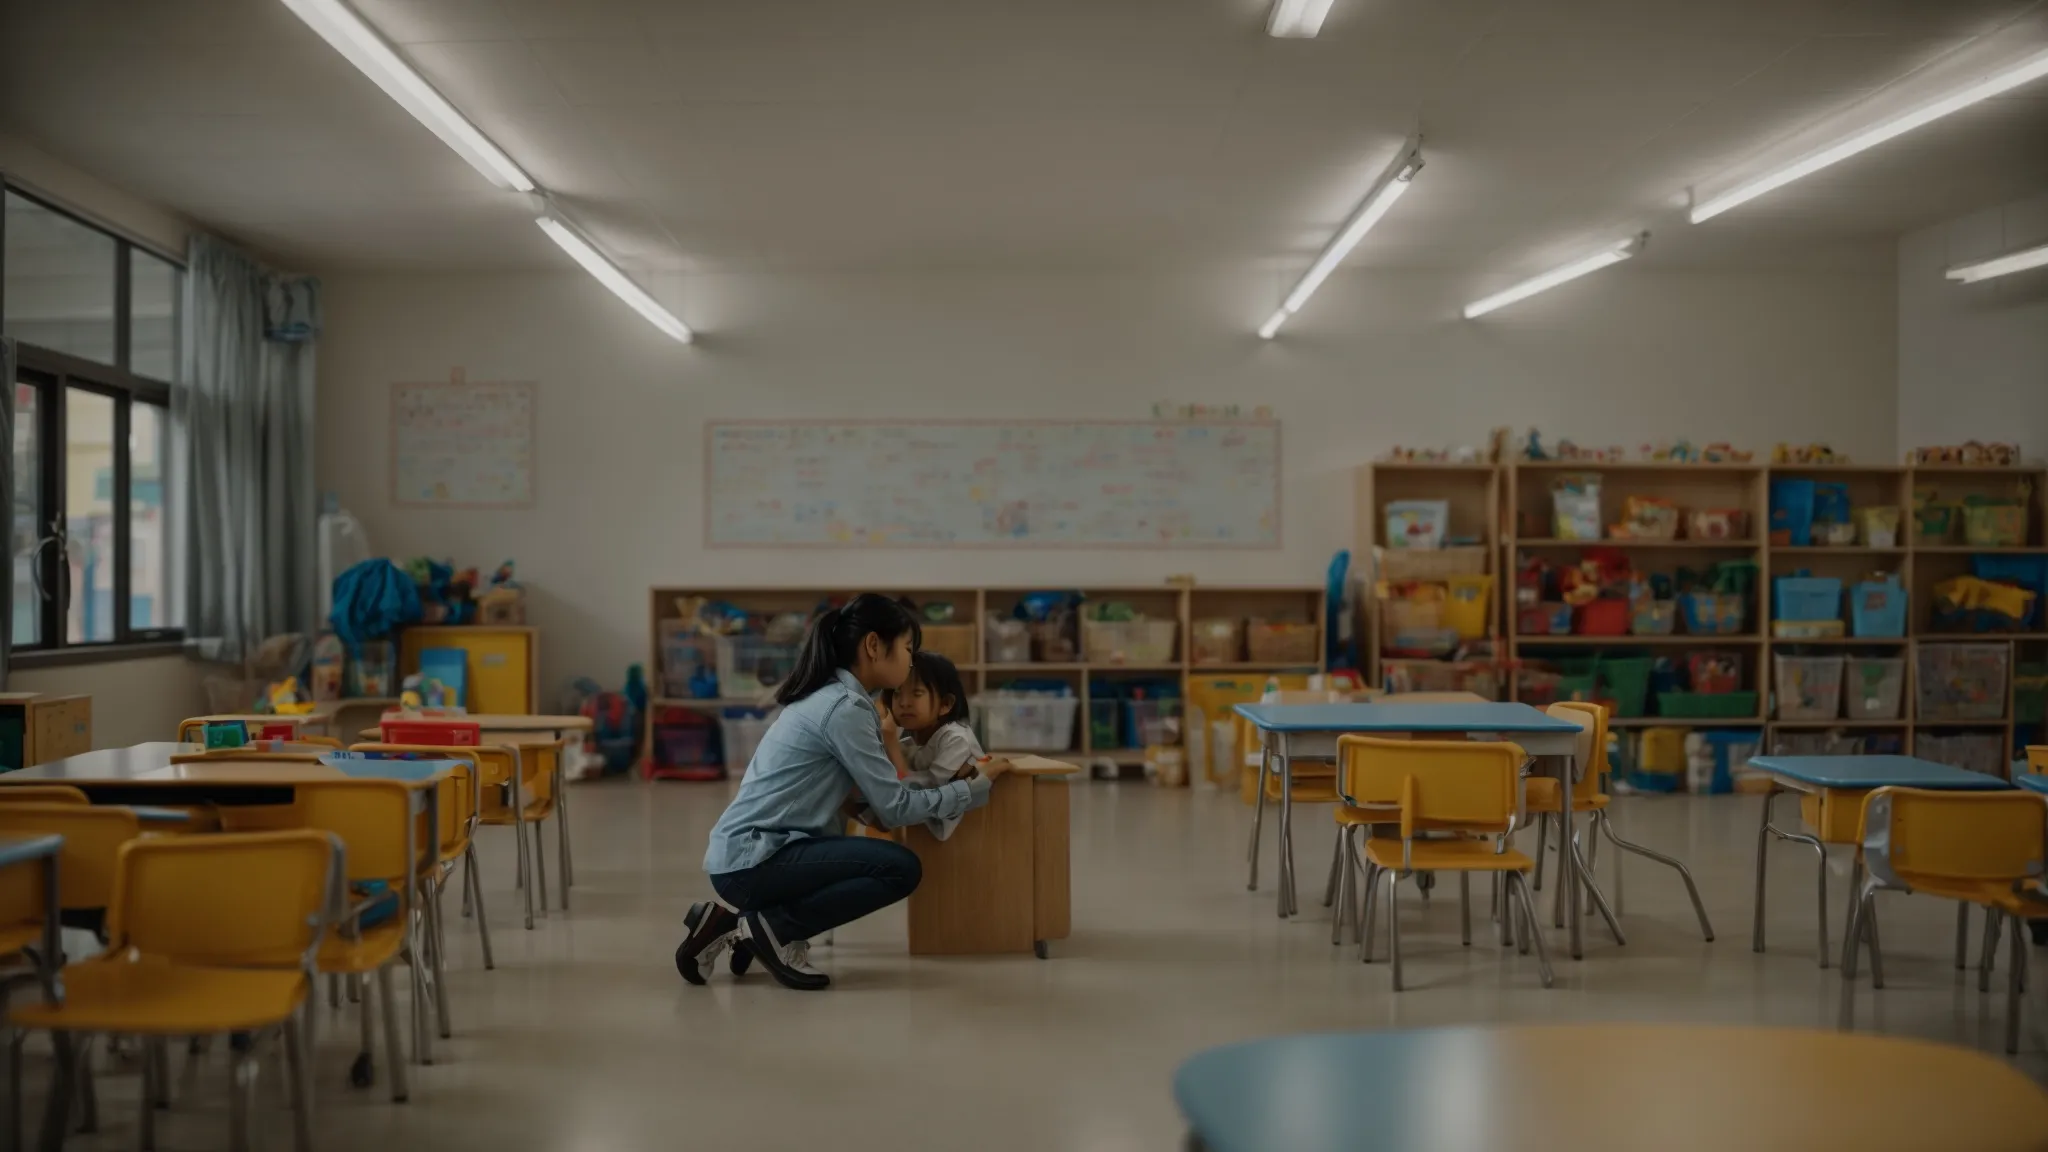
1657,691 -> 1761,719
1560,655 -> 1653,718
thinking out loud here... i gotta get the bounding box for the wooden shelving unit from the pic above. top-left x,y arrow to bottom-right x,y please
1355,460 -> 1503,693
1358,455 -> 2048,784
647,584 -> 1325,776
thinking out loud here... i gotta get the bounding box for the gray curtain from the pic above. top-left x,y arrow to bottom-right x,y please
0,337 -> 13,690
175,235 -> 318,665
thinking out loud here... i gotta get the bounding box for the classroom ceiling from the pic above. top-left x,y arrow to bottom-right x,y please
2,0 -> 2047,278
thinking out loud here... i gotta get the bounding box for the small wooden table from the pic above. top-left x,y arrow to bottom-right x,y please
1175,1025 -> 2048,1152
905,756 -> 1079,958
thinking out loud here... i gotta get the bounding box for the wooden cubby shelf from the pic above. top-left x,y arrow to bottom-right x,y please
648,583 -> 1326,776
1358,457 -> 2048,784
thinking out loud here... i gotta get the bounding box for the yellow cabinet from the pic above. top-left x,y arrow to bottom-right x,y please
399,626 -> 538,715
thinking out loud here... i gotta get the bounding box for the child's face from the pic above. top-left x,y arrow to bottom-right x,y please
891,677 -> 946,732
863,631 -> 916,692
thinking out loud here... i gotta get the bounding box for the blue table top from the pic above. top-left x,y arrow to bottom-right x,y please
1233,701 -> 1577,734
1749,755 -> 2012,790
2016,773 -> 2048,796
0,832 -> 63,869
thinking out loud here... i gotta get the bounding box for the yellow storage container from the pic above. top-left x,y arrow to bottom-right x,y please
1637,727 -> 1689,777
399,626 -> 538,714
1443,575 -> 1495,640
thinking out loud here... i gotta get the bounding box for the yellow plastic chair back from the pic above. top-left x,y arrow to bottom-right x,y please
1337,737 -> 1526,839
350,744 -> 479,860
0,785 -> 90,806
0,834 -> 56,956
107,830 -> 337,968
1547,702 -> 1606,804
1861,788 -> 2048,890
0,803 -> 142,911
292,779 -> 416,887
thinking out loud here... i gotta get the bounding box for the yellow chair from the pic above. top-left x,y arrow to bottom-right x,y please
1335,736 -> 1552,990
0,825 -> 62,1152
351,744 -> 495,971
476,743 -> 551,929
294,778 -> 430,1101
1840,787 -> 2048,1054
8,830 -> 338,1152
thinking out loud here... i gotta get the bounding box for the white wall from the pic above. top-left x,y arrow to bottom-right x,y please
1897,193 -> 2048,458
317,266 -> 1896,694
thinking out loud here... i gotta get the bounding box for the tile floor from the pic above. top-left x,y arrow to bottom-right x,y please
17,781 -> 2047,1150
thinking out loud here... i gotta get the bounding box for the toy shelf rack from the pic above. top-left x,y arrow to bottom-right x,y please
1355,461 -> 1503,693
1358,458 -> 2048,785
646,584 -> 1325,774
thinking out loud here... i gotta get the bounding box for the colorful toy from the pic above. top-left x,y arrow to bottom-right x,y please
1907,441 -> 2021,466
265,677 -> 316,716
1772,442 -> 1848,465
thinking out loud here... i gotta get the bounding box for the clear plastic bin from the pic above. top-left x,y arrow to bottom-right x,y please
1773,655 -> 1844,721
1842,657 -> 1905,721
1915,643 -> 2010,721
1915,732 -> 2005,775
715,635 -> 803,698
973,692 -> 1078,751
1189,619 -> 1243,665
984,619 -> 1032,664
718,711 -> 775,775
1082,619 -> 1177,665
1127,698 -> 1184,746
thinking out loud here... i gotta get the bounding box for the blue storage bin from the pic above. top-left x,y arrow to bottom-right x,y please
1971,555 -> 2047,628
1850,576 -> 1908,637
1769,479 -> 1816,547
1774,575 -> 1842,622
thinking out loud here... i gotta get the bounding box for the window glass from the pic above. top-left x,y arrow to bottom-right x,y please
12,382 -> 39,647
3,192 -> 117,365
130,248 -> 181,381
65,387 -> 115,642
130,402 -> 171,629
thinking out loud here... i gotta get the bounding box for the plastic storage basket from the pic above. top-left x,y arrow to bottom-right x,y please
1082,619 -> 1177,665
716,635 -> 803,698
1247,622 -> 1319,665
1657,691 -> 1759,719
1842,657 -> 1906,720
1680,592 -> 1748,635
718,711 -> 775,775
1443,575 -> 1494,640
1126,698 -> 1184,746
1189,619 -> 1244,665
984,619 -> 1032,664
973,692 -> 1078,751
1773,655 -> 1844,721
1915,732 -> 2005,776
1915,643 -> 2010,721
1773,576 -> 1842,622
1849,576 -> 1908,637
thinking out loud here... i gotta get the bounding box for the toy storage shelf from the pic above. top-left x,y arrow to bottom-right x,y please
1357,455 -> 2048,788
647,584 -> 1325,780
1356,460 -> 1503,694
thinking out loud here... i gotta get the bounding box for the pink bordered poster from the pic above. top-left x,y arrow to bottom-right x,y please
704,420 -> 1280,549
390,378 -> 536,508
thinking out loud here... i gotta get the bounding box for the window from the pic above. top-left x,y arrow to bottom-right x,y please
3,184 -> 183,653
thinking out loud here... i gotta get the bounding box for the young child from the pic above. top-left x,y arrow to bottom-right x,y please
856,651 -> 984,840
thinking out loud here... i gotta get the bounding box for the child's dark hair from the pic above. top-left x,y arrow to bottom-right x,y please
885,651 -> 972,726
775,593 -> 923,705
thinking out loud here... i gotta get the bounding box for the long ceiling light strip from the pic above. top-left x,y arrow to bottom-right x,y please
1268,0 -> 1338,38
536,213 -> 694,344
1259,137 -> 1423,339
1690,46 -> 2048,223
280,0 -> 535,192
1946,240 -> 2048,283
1463,235 -> 1646,320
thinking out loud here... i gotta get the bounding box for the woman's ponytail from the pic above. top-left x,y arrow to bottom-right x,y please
774,595 -> 922,705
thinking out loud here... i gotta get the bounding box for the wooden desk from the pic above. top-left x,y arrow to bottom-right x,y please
905,756 -> 1079,958
1174,1025 -> 2048,1152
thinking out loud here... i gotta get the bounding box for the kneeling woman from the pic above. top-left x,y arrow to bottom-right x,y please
677,593 -> 1010,990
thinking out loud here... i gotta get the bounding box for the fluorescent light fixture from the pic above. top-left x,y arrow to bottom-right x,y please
1463,235 -> 1646,320
536,213 -> 694,343
280,0 -> 535,192
1268,0 -> 1337,37
1946,240 -> 2048,283
1259,138 -> 1422,339
1690,46 -> 2048,223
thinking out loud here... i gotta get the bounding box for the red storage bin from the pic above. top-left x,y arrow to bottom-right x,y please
1575,600 -> 1629,636
381,719 -> 482,746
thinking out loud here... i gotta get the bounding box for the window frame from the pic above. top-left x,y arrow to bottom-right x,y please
3,181 -> 183,658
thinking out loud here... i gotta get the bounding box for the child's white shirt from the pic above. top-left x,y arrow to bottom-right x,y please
900,722 -> 983,840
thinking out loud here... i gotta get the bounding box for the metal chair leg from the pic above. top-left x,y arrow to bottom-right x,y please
1981,911 -> 2001,995
1322,831 -> 1344,909
227,1045 -> 254,1152
429,886 -> 454,1041
533,821 -> 550,915
376,966 -> 410,1104
1955,903 -> 1971,970
1386,868 -> 1403,992
466,843 -> 495,970
1509,873 -> 1554,987
1246,751 -> 1269,890
75,1034 -> 97,1134
284,1015 -> 315,1152
1863,888 -> 1885,990
1460,873 -> 1472,946
1600,809 -> 1714,942
139,1033 -> 157,1152
1568,834 -> 1626,946
1330,828 -> 1352,946
1532,812 -> 1549,891
1838,885 -> 1866,1028
1359,860 -> 1381,963
2008,906 -> 2026,1056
